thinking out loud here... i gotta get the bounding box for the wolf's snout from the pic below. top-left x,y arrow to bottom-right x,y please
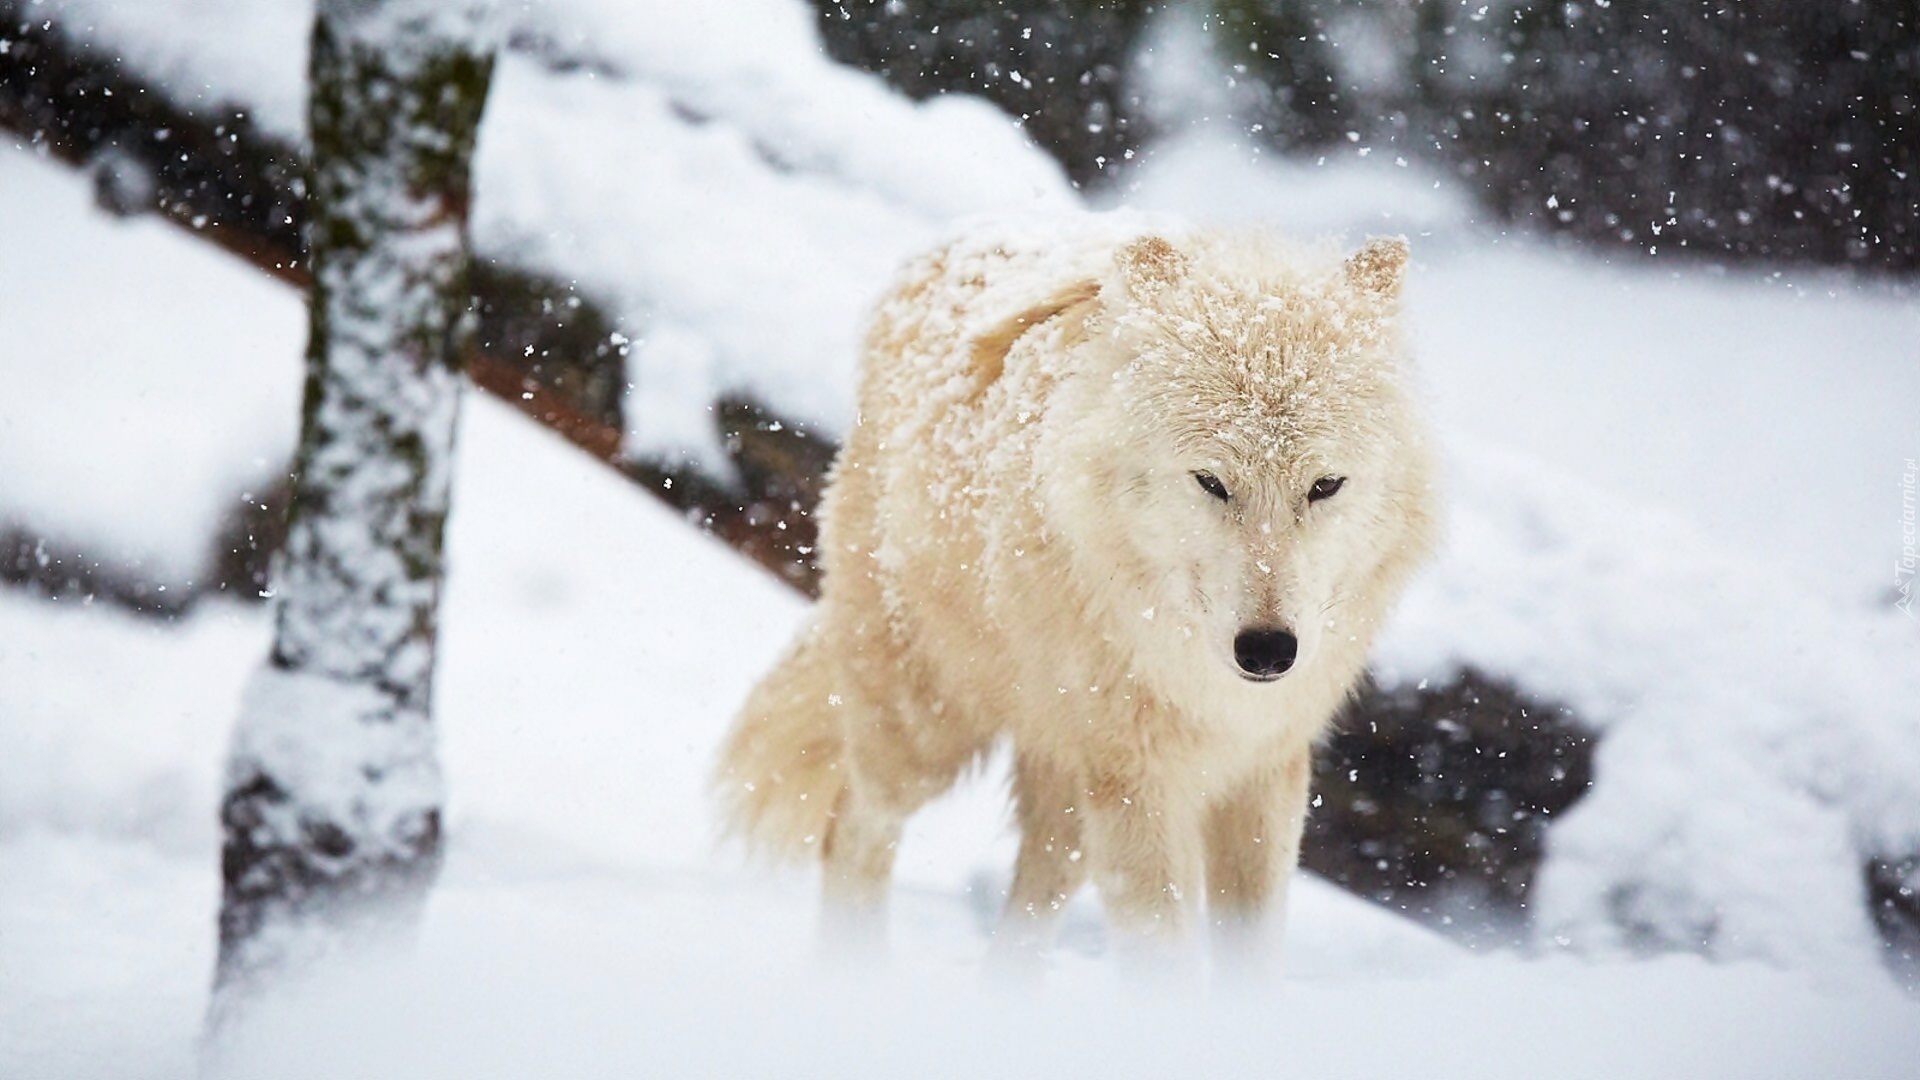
1232,628 -> 1298,680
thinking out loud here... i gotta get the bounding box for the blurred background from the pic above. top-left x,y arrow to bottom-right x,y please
2,1 -> 1917,1075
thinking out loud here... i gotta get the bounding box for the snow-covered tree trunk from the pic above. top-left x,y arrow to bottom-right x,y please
212,0 -> 496,1010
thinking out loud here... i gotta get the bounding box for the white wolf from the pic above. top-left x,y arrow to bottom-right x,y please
716,222 -> 1439,974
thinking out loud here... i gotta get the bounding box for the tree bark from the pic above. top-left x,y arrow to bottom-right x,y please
211,0 -> 497,1012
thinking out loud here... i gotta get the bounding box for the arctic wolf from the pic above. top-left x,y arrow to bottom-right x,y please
717,222 -> 1439,973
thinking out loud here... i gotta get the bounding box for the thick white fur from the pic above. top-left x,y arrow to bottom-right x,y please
716,222 -> 1439,975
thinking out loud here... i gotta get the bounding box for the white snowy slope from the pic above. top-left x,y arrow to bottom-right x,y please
5,401 -> 1917,1080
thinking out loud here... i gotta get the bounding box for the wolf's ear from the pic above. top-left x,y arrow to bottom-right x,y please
1116,235 -> 1190,297
1344,236 -> 1409,298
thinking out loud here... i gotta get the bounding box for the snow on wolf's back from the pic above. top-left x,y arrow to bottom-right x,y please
717,220 -> 1437,958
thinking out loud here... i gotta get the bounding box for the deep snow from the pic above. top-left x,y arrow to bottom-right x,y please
5,400 -> 1916,1078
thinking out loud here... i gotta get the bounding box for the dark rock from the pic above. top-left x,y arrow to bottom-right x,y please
1303,669 -> 1596,945
1192,0 -> 1919,275
1428,0 -> 1920,274
715,396 -> 838,596
807,0 -> 1155,188
0,4 -> 306,272
1867,855 -> 1920,993
469,265 -> 628,436
207,478 -> 292,604
0,525 -> 192,617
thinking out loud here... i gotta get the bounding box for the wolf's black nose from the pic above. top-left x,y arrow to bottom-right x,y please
1233,628 -> 1298,680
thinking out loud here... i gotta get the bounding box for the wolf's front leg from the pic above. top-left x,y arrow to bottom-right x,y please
987,754 -> 1089,980
1082,773 -> 1207,979
1202,748 -> 1312,986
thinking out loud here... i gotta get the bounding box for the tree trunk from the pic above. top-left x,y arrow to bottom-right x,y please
211,0 -> 496,1011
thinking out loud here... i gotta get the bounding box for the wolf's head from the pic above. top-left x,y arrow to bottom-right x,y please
1031,231 -> 1439,694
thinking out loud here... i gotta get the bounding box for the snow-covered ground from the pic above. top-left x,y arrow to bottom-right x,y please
8,400 -> 1914,1079
5,0 -> 1920,1073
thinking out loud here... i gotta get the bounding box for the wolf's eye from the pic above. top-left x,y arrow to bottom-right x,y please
1308,476 -> 1346,502
1193,471 -> 1230,501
